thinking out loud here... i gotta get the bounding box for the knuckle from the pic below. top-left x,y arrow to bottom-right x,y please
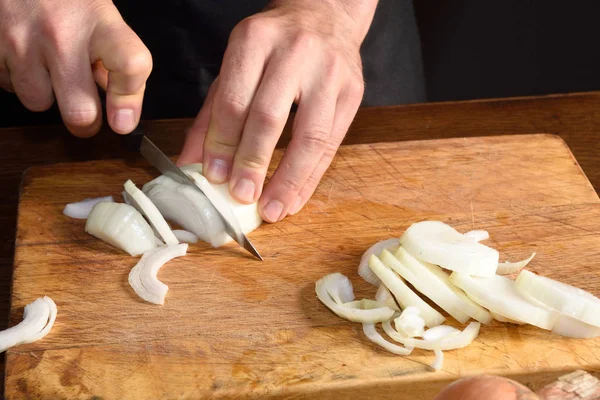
290,30 -> 319,54
281,177 -> 302,193
238,153 -> 270,172
349,74 -> 365,98
62,108 -> 98,128
231,16 -> 274,43
218,91 -> 249,119
298,128 -> 330,154
250,105 -> 283,131
324,53 -> 344,80
207,135 -> 238,153
17,89 -> 54,112
118,47 -> 153,78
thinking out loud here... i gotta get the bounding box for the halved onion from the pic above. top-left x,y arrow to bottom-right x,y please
0,296 -> 57,352
368,254 -> 445,327
85,202 -> 159,256
315,273 -> 395,323
63,196 -> 114,219
497,253 -> 536,275
449,273 -> 557,330
128,244 -> 188,305
383,320 -> 481,350
400,221 -> 499,277
393,248 -> 492,324
358,238 -> 400,286
362,323 -> 413,355
124,180 -> 179,246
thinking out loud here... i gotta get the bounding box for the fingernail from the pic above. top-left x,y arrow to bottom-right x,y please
289,196 -> 303,215
206,159 -> 229,183
113,109 -> 135,133
232,178 -> 256,203
263,200 -> 284,223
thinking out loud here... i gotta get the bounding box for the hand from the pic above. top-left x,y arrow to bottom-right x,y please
178,0 -> 378,223
0,0 -> 152,136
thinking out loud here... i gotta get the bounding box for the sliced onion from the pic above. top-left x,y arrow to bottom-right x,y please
368,254 -> 445,327
393,248 -> 492,324
124,180 -> 179,246
383,320 -> 481,350
85,202 -> 159,256
362,323 -> 414,355
358,238 -> 400,286
551,314 -> 600,338
464,230 -> 490,242
422,325 -> 461,341
400,221 -> 499,277
375,285 -> 401,311
315,273 -> 395,323
490,311 -> 525,325
431,348 -> 444,371
0,296 -> 57,352
497,253 -> 536,275
516,269 -> 600,327
449,273 -> 557,330
172,230 -> 198,244
128,244 -> 188,305
394,308 -> 425,337
63,196 -> 113,219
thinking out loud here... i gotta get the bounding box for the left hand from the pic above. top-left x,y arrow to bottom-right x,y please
178,0 -> 378,223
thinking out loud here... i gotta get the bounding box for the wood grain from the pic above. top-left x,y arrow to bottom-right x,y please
6,134 -> 600,399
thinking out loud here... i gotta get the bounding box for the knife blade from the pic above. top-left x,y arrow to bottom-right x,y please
124,125 -> 263,261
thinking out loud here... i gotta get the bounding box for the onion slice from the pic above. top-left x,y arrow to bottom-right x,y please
394,307 -> 425,337
63,196 -> 114,219
358,238 -> 400,286
449,273 -> 557,330
400,221 -> 499,277
172,230 -> 199,244
383,320 -> 481,350
375,285 -> 401,311
315,273 -> 395,323
464,230 -> 490,242
0,296 -> 57,352
124,180 -> 179,246
368,254 -> 445,327
422,325 -> 461,341
431,348 -> 444,371
128,244 -> 188,305
393,248 -> 492,324
362,323 -> 414,355
497,253 -> 536,275
86,202 -> 159,256
490,311 -> 525,325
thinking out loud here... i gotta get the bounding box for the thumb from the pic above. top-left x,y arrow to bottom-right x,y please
90,15 -> 153,134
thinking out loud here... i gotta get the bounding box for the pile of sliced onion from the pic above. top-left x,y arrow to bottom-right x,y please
0,296 -> 57,352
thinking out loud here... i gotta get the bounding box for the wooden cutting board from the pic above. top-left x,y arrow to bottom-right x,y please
6,134 -> 600,400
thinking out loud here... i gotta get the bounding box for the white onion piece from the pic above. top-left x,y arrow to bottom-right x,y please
128,244 -> 188,305
551,314 -> 600,338
400,221 -> 499,277
124,180 -> 179,246
490,311 -> 525,325
431,348 -> 444,371
516,270 -> 600,327
497,253 -> 536,275
375,285 -> 400,311
63,196 -> 113,219
358,238 -> 400,286
85,202 -> 159,256
393,248 -> 492,324
315,273 -> 395,323
422,325 -> 461,341
383,320 -> 481,350
172,230 -> 198,244
449,273 -> 557,330
394,308 -> 425,337
464,230 -> 490,242
362,323 -> 414,355
368,255 -> 445,327
0,296 -> 57,352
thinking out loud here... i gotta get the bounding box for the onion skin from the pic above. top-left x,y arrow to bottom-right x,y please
434,376 -> 539,400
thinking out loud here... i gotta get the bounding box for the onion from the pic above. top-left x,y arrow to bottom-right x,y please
85,202 -> 159,256
431,348 -> 444,371
463,230 -> 490,242
357,238 -> 400,286
172,230 -> 198,244
515,269 -> 600,327
375,285 -> 401,311
393,248 -> 493,324
315,273 -> 395,323
422,325 -> 461,341
0,296 -> 57,352
128,244 -> 188,305
551,314 -> 600,338
394,308 -> 425,337
383,320 -> 481,351
490,311 -> 525,325
497,253 -> 536,275
400,221 -> 499,277
124,180 -> 179,246
368,254 -> 445,327
449,273 -> 557,330
63,196 -> 113,219
362,323 -> 413,355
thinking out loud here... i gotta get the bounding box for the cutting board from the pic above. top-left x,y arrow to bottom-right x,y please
6,134 -> 600,400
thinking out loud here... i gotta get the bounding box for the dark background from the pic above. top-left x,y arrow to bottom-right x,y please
2,0 -> 600,127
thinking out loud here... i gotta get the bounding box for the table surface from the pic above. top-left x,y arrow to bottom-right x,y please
2,91 -> 600,396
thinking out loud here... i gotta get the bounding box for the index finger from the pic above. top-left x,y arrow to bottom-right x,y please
90,17 -> 153,134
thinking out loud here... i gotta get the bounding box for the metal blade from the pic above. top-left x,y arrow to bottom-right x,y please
139,136 -> 263,260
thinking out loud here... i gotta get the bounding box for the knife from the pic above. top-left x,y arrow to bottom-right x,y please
123,125 -> 263,261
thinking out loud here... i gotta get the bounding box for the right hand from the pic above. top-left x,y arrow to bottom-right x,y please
0,0 -> 152,136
